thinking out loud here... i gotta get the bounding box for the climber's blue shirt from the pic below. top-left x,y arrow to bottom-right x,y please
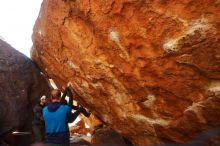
42,102 -> 71,144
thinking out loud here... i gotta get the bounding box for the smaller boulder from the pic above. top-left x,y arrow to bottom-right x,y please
91,126 -> 133,146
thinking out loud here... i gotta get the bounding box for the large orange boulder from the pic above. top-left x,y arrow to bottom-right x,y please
31,0 -> 220,145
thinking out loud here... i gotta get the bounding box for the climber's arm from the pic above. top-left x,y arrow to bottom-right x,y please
67,107 -> 82,123
61,86 -> 71,104
68,87 -> 73,107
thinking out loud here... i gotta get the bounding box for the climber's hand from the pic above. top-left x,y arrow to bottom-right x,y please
79,106 -> 91,118
67,81 -> 72,87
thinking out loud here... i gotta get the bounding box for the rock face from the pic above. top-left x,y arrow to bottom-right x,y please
31,0 -> 220,145
0,39 -> 50,144
91,126 -> 131,146
70,135 -> 91,146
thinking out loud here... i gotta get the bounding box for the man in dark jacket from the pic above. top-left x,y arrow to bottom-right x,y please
32,95 -> 47,142
43,87 -> 89,146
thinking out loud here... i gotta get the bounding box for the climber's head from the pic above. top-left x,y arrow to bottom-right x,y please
40,95 -> 46,101
51,89 -> 61,100
40,95 -> 47,105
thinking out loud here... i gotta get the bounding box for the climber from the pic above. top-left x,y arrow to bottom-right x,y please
61,82 -> 90,117
42,84 -> 90,146
32,95 -> 48,143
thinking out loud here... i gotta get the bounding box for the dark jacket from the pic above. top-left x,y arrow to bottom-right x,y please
32,104 -> 45,127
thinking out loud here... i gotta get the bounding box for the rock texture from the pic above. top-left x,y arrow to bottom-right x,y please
0,39 -> 50,144
70,120 -> 88,135
70,135 -> 91,146
81,114 -> 103,132
31,0 -> 220,145
91,126 -> 131,146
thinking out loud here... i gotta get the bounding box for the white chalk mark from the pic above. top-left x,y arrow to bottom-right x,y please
163,17 -> 213,53
109,28 -> 130,61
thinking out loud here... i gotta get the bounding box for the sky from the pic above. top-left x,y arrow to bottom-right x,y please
0,0 -> 43,57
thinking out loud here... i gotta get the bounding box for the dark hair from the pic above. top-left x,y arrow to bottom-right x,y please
51,89 -> 61,99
